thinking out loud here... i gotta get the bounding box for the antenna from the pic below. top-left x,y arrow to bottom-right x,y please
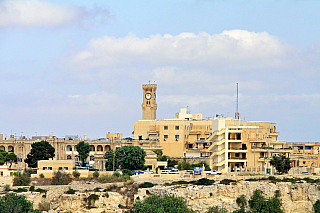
235,83 -> 240,119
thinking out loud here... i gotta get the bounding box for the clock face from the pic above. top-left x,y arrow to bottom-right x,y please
145,93 -> 152,100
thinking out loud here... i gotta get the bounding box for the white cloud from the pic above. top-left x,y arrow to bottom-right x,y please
68,30 -> 296,72
0,0 -> 109,28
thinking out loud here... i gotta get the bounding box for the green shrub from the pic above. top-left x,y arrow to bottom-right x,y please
87,194 -> 99,206
195,178 -> 215,185
172,180 -> 190,185
4,184 -> 10,191
138,182 -> 155,188
113,171 -> 121,177
13,174 -> 30,186
206,205 -> 229,213
39,173 -> 45,178
13,188 -> 28,192
314,200 -> 320,213
72,170 -> 80,178
122,169 -> 132,176
35,188 -> 47,193
29,186 -> 35,191
93,171 -> 99,178
94,187 -> 102,192
66,188 -> 77,194
219,179 -> 236,185
51,171 -> 72,185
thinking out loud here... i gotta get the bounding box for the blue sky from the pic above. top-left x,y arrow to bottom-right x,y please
0,0 -> 319,142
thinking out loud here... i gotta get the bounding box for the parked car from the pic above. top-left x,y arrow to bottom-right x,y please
205,170 -> 222,175
185,170 -> 194,175
169,169 -> 179,174
143,170 -> 154,174
161,170 -> 169,174
132,170 -> 144,175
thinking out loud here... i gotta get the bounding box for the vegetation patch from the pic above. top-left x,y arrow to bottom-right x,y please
66,188 -> 77,194
138,182 -> 155,188
13,188 -> 28,192
219,179 -> 237,185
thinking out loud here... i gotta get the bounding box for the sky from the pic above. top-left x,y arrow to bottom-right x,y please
0,0 -> 319,142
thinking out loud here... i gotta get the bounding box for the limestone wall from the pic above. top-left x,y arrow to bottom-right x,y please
8,180 -> 320,212
136,181 -> 320,213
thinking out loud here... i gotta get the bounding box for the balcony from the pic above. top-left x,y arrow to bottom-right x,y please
228,148 -> 247,153
147,131 -> 159,135
212,160 -> 225,167
269,132 -> 280,136
189,131 -> 201,135
228,157 -> 247,162
210,149 -> 225,158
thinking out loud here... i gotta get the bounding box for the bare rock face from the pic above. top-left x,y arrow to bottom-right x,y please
14,181 -> 320,212
136,181 -> 319,213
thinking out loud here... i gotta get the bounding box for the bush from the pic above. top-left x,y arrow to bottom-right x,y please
219,179 -> 236,185
13,174 -> 30,186
138,182 -> 155,188
87,194 -> 99,206
72,170 -> 80,178
39,173 -> 45,178
93,171 -> 99,178
206,205 -> 229,213
94,187 -> 102,192
66,188 -> 77,194
4,184 -> 10,191
194,178 -> 215,185
314,200 -> 320,213
51,171 -> 72,185
122,169 -> 132,176
129,194 -> 195,213
0,193 -> 41,213
113,171 -> 121,177
13,188 -> 28,192
35,188 -> 47,193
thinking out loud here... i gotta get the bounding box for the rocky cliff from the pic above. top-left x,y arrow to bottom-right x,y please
10,180 -> 320,212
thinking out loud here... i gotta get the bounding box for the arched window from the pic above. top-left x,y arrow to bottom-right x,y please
97,145 -> 103,151
90,145 -> 95,151
105,145 -> 110,151
67,155 -> 72,159
8,146 -> 14,153
0,146 -> 5,151
74,155 -> 79,162
90,155 -> 94,161
66,145 -> 72,151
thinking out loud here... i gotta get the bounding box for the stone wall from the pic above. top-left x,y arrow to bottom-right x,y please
136,181 -> 320,213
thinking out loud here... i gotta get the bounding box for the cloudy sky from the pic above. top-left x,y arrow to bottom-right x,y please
0,0 -> 319,142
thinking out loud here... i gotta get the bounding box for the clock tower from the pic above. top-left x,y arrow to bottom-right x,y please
142,83 -> 157,120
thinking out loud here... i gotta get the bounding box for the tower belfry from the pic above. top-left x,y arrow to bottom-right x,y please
142,83 -> 157,120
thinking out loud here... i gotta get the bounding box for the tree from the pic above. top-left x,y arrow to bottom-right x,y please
116,146 -> 146,171
0,149 -> 8,165
269,154 -> 292,174
104,149 -> 116,171
105,146 -> 146,171
153,149 -> 168,161
75,141 -> 91,166
129,194 -> 195,213
24,141 -> 55,168
0,193 -> 41,213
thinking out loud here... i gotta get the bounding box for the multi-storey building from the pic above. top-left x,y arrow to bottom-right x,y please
207,117 -> 290,173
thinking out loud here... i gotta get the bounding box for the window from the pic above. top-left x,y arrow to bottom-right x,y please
235,153 -> 240,157
139,136 -> 142,140
48,167 -> 52,170
64,167 -> 68,170
59,167 -> 62,170
175,135 -> 179,140
164,135 -> 168,140
43,167 -> 47,170
175,126 -> 179,130
303,161 -> 306,164
164,126 -> 168,130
